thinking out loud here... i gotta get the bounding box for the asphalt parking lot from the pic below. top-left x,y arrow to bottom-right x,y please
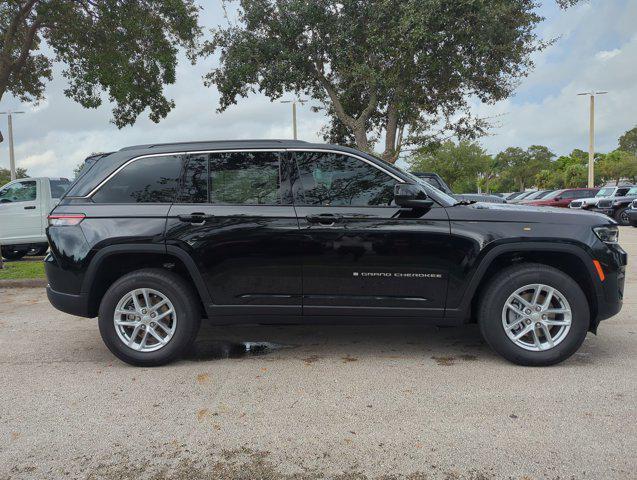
1,229 -> 636,480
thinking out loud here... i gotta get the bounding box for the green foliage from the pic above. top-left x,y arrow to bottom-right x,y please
0,0 -> 201,127
618,126 -> 637,155
206,0 -> 547,162
408,141 -> 492,193
0,167 -> 28,186
597,150 -> 637,185
493,146 -> 554,191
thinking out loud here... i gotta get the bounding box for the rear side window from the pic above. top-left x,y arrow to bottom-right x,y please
209,151 -> 281,205
50,179 -> 70,198
0,180 -> 37,203
92,155 -> 181,203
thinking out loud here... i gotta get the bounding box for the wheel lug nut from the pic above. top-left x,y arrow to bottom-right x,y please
525,309 -> 531,314
535,306 -> 541,311
141,325 -> 146,330
535,322 -> 541,328
525,319 -> 531,325
542,315 -> 547,320
150,322 -> 156,327
142,309 -> 147,314
150,313 -> 156,318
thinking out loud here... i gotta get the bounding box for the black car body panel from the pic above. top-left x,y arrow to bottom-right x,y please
46,141 -> 626,332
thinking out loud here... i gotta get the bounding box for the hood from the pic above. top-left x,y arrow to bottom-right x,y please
454,201 -> 614,226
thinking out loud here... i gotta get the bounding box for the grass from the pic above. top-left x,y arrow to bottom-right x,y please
0,261 -> 45,280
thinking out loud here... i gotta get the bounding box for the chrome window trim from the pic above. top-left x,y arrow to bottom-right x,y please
82,149 -> 286,199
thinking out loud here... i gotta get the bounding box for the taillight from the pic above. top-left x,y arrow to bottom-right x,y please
48,214 -> 85,226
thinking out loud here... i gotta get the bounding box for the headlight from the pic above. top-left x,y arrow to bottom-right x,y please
593,225 -> 619,244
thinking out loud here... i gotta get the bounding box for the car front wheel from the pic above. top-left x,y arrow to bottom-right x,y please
614,207 -> 630,226
478,263 -> 589,366
98,269 -> 201,366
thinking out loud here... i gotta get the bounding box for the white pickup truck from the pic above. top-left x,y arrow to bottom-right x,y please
0,177 -> 71,260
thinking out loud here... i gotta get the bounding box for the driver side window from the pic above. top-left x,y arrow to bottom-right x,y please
0,181 -> 37,203
293,151 -> 396,207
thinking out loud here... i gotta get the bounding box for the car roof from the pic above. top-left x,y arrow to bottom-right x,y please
119,139 -> 311,152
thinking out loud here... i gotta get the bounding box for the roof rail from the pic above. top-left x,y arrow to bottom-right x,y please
119,139 -> 309,151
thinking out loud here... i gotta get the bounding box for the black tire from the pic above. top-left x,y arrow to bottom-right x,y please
614,207 -> 630,226
28,245 -> 49,256
478,263 -> 589,366
98,268 -> 201,367
1,246 -> 27,261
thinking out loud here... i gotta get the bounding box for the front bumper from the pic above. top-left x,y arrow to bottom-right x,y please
593,243 -> 627,327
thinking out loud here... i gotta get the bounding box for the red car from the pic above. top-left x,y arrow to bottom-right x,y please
526,188 -> 600,208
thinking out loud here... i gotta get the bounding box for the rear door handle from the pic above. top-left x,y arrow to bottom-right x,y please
178,212 -> 214,225
24,206 -> 36,210
306,213 -> 343,226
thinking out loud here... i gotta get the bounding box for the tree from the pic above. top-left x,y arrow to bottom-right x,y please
205,0 -> 549,162
597,150 -> 637,185
494,146 -> 554,191
0,167 -> 28,186
408,141 -> 492,193
619,126 -> 637,155
0,1 -> 201,127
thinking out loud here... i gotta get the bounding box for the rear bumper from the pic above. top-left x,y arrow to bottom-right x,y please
46,285 -> 93,318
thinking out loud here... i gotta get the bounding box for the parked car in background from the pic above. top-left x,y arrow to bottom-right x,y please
628,200 -> 637,227
504,192 -> 525,201
412,172 -> 506,203
526,188 -> 600,208
0,177 -> 71,260
593,186 -> 637,225
519,190 -> 554,203
569,186 -> 632,210
508,191 -> 538,203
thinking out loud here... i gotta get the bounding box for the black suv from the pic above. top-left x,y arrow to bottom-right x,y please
45,140 -> 626,367
593,185 -> 637,225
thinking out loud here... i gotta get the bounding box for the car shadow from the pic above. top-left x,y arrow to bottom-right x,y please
183,322 -> 493,363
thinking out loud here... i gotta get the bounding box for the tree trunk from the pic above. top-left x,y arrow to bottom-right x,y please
352,123 -> 370,152
382,103 -> 399,163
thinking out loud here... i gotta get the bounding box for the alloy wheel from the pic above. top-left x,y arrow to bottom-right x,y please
501,283 -> 572,352
113,288 -> 177,352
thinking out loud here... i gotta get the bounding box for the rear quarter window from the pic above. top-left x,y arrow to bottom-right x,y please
91,155 -> 182,204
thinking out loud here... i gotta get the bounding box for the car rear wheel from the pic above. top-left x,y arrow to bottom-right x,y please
478,263 -> 589,366
614,207 -> 630,226
98,269 -> 201,366
1,246 -> 27,261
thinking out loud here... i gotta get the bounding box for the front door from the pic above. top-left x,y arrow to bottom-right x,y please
0,179 -> 41,244
290,150 -> 452,318
165,150 -> 303,317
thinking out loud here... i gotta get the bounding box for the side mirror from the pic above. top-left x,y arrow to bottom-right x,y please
394,183 -> 434,209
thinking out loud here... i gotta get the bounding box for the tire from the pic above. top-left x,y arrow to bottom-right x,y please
98,268 -> 201,367
28,245 -> 49,256
614,207 -> 630,226
1,246 -> 27,261
478,263 -> 589,366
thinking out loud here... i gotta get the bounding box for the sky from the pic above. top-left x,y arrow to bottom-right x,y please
0,0 -> 636,178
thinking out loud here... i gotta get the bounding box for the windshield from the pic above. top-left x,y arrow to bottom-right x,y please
596,187 -> 615,197
627,187 -> 637,196
542,190 -> 563,200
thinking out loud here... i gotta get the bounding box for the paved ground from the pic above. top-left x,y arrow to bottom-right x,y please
1,230 -> 636,480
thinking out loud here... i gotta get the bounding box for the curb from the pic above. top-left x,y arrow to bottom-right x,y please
0,278 -> 47,289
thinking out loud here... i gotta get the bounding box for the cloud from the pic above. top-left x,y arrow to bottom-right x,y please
0,0 -> 635,179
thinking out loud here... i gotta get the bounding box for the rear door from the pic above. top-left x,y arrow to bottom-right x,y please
290,149 -> 452,318
0,179 -> 41,243
165,150 -> 303,317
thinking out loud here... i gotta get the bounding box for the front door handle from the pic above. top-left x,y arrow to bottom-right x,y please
178,212 -> 214,225
24,206 -> 36,210
306,213 -> 343,226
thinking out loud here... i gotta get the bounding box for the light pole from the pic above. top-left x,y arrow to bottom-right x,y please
577,92 -> 607,188
280,99 -> 307,140
0,110 -> 25,180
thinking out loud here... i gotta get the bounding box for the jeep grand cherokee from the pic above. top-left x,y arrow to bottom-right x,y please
45,140 -> 626,367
